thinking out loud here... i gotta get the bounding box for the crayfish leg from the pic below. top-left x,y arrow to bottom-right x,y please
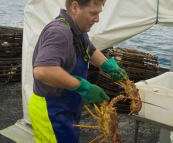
99,136 -> 109,143
73,124 -> 101,130
89,134 -> 105,143
84,105 -> 101,122
115,81 -> 124,87
94,104 -> 102,117
128,109 -> 135,115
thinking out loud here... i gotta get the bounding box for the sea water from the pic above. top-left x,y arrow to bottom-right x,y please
0,0 -> 173,68
0,0 -> 26,28
115,25 -> 173,69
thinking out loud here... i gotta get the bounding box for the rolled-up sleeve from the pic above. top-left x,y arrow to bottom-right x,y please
34,28 -> 69,67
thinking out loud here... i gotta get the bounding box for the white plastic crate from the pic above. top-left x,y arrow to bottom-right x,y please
135,72 -> 173,126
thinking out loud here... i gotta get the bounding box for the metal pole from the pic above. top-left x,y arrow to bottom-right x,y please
134,120 -> 140,143
170,49 -> 173,72
159,129 -> 171,143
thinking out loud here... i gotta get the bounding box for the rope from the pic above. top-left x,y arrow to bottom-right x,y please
0,81 -> 8,85
156,0 -> 160,24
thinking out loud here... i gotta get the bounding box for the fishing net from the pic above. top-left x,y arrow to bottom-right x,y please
106,47 -> 159,82
0,26 -> 22,84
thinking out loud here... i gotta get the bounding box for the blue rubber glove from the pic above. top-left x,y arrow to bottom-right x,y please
70,76 -> 110,104
101,58 -> 128,82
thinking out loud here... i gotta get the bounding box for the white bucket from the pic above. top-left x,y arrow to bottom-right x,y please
135,72 -> 173,126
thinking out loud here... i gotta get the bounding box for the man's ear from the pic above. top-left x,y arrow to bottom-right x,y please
71,1 -> 79,14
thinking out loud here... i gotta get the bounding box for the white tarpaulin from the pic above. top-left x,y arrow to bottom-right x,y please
22,0 -> 173,123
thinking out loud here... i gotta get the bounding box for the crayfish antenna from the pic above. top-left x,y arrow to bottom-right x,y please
128,98 -> 168,110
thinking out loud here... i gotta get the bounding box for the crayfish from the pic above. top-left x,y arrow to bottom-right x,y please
74,95 -> 126,143
73,70 -> 142,143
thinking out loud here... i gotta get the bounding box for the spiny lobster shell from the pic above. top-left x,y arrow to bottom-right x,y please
115,73 -> 142,114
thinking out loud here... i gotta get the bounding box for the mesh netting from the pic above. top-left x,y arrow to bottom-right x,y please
106,47 -> 159,82
0,26 -> 23,84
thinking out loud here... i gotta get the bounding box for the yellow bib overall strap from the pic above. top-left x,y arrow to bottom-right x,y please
58,17 -> 71,29
84,46 -> 90,61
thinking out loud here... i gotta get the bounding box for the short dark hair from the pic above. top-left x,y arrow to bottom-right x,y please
65,0 -> 106,10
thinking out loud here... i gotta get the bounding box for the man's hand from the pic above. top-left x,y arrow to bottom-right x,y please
101,58 -> 128,82
70,76 -> 110,104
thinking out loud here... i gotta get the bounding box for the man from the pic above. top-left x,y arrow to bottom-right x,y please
28,0 -> 128,142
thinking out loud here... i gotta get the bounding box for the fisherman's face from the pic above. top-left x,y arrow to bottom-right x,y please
72,1 -> 102,33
